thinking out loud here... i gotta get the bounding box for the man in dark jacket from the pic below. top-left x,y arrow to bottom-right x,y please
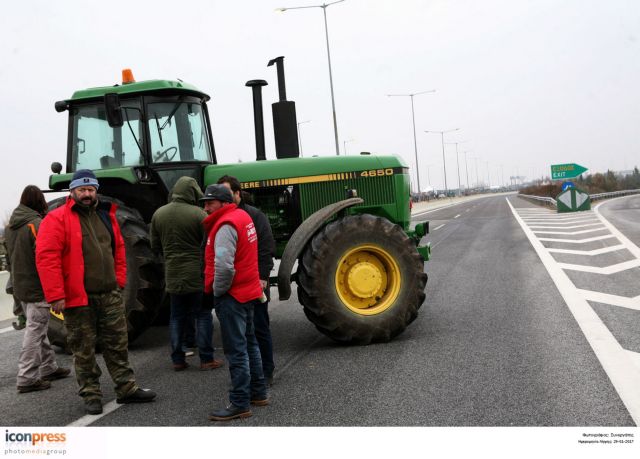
5,185 -> 70,393
150,176 -> 224,372
217,175 -> 276,385
36,170 -> 156,415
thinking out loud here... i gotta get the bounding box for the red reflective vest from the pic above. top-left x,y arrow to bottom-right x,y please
202,203 -> 262,303
36,198 -> 127,308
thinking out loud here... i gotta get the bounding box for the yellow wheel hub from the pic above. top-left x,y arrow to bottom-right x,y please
335,245 -> 401,315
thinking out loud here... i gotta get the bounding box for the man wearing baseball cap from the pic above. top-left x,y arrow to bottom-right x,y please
200,184 -> 268,421
36,169 -> 156,415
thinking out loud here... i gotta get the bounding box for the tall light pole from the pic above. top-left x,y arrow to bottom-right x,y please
297,120 -> 311,157
445,140 -> 468,195
425,128 -> 459,196
485,161 -> 490,188
472,156 -> 480,188
424,164 -> 434,187
277,0 -> 345,156
343,138 -> 355,155
387,90 -> 436,193
463,151 -> 471,190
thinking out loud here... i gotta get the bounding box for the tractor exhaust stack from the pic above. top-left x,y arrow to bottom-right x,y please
245,79 -> 268,161
268,56 -> 300,159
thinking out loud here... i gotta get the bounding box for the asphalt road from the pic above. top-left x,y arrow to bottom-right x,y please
1,193 -> 639,427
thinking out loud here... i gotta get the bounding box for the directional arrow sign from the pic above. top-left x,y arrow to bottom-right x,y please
550,163 -> 588,180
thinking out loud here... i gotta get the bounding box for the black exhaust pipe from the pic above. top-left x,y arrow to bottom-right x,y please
268,56 -> 300,159
245,79 -> 268,161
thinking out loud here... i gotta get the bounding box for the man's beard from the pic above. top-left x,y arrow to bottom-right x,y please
74,195 -> 97,207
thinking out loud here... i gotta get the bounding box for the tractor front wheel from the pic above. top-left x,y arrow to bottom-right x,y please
296,214 -> 427,344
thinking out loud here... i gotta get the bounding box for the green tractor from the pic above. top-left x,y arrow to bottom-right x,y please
45,61 -> 430,347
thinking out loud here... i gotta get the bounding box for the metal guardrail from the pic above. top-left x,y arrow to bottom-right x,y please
520,189 -> 640,207
519,194 -> 557,207
589,189 -> 640,201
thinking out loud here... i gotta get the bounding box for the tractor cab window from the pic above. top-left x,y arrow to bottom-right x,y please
147,100 -> 211,163
70,100 -> 143,171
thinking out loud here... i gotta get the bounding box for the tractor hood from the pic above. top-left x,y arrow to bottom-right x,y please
204,155 -> 408,189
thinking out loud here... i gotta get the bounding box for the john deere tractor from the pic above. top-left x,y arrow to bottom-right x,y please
45,60 -> 430,347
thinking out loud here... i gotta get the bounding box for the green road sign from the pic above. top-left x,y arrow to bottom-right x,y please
550,163 -> 588,180
556,187 -> 591,213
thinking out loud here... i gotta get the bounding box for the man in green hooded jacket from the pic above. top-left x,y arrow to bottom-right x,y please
150,176 -> 224,371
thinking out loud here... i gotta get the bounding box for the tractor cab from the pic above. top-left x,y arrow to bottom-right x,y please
51,70 -> 215,220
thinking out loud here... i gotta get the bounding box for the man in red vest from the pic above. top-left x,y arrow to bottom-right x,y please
201,184 -> 268,421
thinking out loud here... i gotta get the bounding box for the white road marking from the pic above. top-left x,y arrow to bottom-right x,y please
576,289 -> 640,311
546,244 -> 627,256
528,223 -> 603,229
0,326 -> 15,334
595,199 -> 640,259
433,224 -> 445,231
454,214 -> 461,219
532,228 -> 607,235
508,198 -> 640,425
67,400 -> 122,427
537,234 -> 617,243
557,259 -> 640,275
521,216 -> 599,222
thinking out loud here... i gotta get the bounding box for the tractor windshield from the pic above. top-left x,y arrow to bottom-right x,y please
147,100 -> 211,164
70,99 -> 144,171
69,97 -> 213,172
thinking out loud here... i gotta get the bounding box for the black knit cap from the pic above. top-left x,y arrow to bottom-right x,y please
199,184 -> 233,203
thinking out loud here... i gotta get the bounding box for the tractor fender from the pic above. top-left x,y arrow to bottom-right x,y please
277,197 -> 364,301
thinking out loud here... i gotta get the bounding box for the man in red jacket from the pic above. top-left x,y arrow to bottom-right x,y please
36,169 -> 156,415
201,184 -> 268,421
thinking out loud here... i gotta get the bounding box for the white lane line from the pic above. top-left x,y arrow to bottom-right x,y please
558,259 -> 640,275
628,351 -> 640,373
454,214 -> 461,219
538,235 -> 617,243
433,224 -> 445,231
532,228 -> 607,236
465,208 -> 470,212
528,223 -> 604,229
521,216 -> 599,222
547,244 -> 627,256
66,400 -> 121,427
507,198 -> 640,425
595,200 -> 640,259
577,289 -> 640,311
0,326 -> 15,334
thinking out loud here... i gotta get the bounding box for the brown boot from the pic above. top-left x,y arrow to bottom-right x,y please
200,358 -> 225,371
17,379 -> 51,393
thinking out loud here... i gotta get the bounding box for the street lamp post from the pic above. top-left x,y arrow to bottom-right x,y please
387,90 -> 435,193
343,138 -> 355,155
297,120 -> 311,157
463,151 -> 471,190
424,164 -> 434,187
425,128 -> 459,196
277,0 -> 345,156
445,140 -> 468,195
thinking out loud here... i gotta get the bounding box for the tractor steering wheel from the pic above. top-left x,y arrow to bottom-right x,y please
154,146 -> 178,162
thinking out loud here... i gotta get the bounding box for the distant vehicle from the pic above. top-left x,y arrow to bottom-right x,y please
437,193 -> 446,198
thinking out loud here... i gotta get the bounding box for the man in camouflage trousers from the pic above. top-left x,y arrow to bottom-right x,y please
36,169 -> 156,415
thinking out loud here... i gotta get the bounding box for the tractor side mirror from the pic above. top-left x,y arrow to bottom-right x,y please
104,93 -> 123,128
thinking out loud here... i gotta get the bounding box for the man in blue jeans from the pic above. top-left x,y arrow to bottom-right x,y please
217,175 -> 276,385
201,184 -> 267,421
150,177 -> 223,372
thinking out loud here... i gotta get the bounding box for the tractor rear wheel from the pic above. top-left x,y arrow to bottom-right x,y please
296,214 -> 427,344
45,196 -> 165,349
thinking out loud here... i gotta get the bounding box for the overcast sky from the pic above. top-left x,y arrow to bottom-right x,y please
1,0 -> 638,219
